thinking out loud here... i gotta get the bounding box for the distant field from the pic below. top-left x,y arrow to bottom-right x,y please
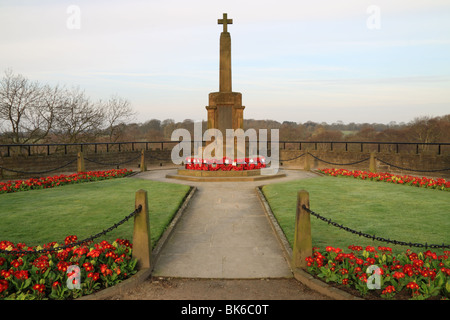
341,130 -> 357,136
0,178 -> 191,248
262,176 -> 450,254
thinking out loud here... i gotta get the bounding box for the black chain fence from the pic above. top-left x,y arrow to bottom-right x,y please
278,153 -> 306,162
276,152 -> 369,166
0,158 -> 77,175
0,153 -> 144,176
302,205 -> 449,250
1,149 -> 449,176
308,152 -> 371,166
0,205 -> 142,256
83,153 -> 142,167
278,151 -> 450,173
376,157 -> 450,173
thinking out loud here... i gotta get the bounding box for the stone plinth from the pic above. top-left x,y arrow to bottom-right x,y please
206,92 -> 245,140
166,168 -> 286,182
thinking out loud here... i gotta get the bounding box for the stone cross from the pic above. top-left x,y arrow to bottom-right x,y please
218,13 -> 233,33
218,13 -> 233,93
206,13 -> 245,158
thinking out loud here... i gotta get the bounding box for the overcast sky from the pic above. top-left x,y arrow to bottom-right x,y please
1,0 -> 449,125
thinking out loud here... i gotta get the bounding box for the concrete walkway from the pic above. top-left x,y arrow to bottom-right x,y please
133,168 -> 319,279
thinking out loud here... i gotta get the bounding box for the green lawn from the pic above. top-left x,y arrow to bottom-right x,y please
0,178 -> 191,248
262,176 -> 450,255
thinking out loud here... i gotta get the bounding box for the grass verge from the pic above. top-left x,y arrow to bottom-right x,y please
262,175 -> 450,255
0,178 -> 191,248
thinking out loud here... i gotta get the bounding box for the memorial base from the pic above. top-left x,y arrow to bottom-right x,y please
166,168 -> 286,182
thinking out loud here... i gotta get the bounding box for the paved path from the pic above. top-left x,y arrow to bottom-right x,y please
133,168 -> 319,279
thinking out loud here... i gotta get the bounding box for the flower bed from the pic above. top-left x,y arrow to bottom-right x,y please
318,168 -> 450,192
0,236 -> 137,300
184,157 -> 266,171
305,246 -> 450,300
0,169 -> 133,194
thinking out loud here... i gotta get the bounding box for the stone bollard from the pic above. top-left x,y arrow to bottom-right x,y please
140,150 -> 147,172
132,189 -> 152,270
77,152 -> 85,173
292,190 -> 312,270
369,152 -> 376,173
304,151 -> 310,171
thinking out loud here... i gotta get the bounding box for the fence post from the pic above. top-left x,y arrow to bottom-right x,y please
292,190 -> 312,270
133,189 -> 152,270
77,152 -> 85,173
140,149 -> 147,172
369,152 -> 376,173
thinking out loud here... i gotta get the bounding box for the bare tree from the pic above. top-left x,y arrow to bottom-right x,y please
407,116 -> 441,143
26,84 -> 67,143
100,94 -> 135,142
54,87 -> 104,143
0,69 -> 46,144
162,119 -> 176,139
0,69 -> 138,144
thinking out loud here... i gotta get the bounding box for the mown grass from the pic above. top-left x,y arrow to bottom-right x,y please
0,178 -> 191,248
262,175 -> 450,255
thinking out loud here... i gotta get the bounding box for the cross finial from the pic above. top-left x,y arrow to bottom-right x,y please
218,13 -> 233,33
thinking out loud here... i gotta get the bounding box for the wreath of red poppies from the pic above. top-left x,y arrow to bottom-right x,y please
184,157 -> 266,171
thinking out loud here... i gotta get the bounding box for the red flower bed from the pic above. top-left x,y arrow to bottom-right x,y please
0,236 -> 137,300
306,246 -> 450,300
185,156 -> 266,171
318,168 -> 450,191
0,169 -> 133,194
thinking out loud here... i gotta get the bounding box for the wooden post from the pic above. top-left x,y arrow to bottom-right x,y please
77,152 -> 85,173
133,189 -> 152,270
292,190 -> 312,270
369,152 -> 376,173
140,150 -> 147,172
